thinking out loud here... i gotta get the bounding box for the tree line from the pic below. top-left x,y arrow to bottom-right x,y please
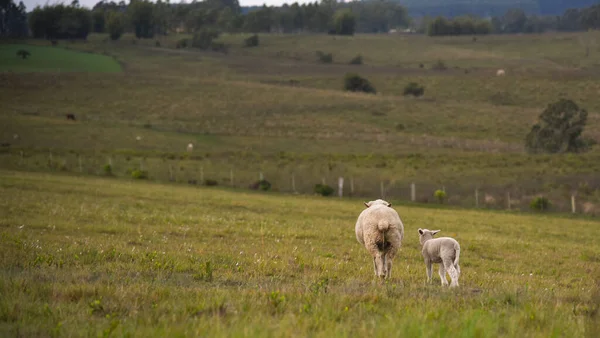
0,0 -> 28,38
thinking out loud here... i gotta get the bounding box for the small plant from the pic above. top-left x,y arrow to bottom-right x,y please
103,164 -> 113,176
244,34 -> 259,47
395,123 -> 405,131
316,51 -> 333,63
432,60 -> 447,70
403,82 -> 425,97
155,40 -> 161,47
210,42 -> 228,54
131,169 -> 148,179
349,55 -> 363,65
314,183 -> 334,197
530,196 -> 550,211
434,189 -> 447,204
176,39 -> 188,49
249,179 -> 271,191
192,28 -> 220,50
16,49 -> 30,60
344,73 -> 376,94
268,291 -> 286,313
204,179 -> 218,186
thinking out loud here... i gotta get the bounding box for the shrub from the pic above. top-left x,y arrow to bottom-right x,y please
530,196 -> 550,211
210,42 -> 228,54
204,179 -> 218,186
249,179 -> 272,191
349,55 -> 363,65
176,39 -> 188,49
343,73 -> 376,94
434,189 -> 447,204
155,40 -> 160,47
106,12 -> 125,41
314,183 -> 334,197
431,60 -> 447,70
403,82 -> 425,97
16,49 -> 30,59
131,169 -> 148,179
244,34 -> 259,47
192,29 -> 220,50
316,51 -> 333,63
103,164 -> 112,176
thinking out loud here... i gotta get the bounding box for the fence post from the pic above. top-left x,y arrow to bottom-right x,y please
200,166 -> 204,183
380,181 -> 385,199
411,183 -> 416,202
350,177 -> 354,196
507,192 -> 511,210
230,169 -> 234,187
475,188 -> 479,208
140,158 -> 144,171
259,172 -> 264,181
291,173 -> 296,193
20,151 -> 24,166
571,195 -> 576,213
169,164 -> 174,181
108,157 -> 112,167
321,177 -> 326,185
78,155 -> 83,173
338,177 -> 344,198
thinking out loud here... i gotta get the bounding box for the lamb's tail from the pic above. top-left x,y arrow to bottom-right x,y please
377,220 -> 390,232
454,242 -> 461,266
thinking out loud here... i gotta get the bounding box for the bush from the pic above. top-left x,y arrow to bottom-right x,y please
249,179 -> 271,191
16,49 -> 30,59
244,34 -> 259,47
434,189 -> 447,204
403,82 -> 425,97
204,179 -> 218,186
155,40 -> 160,47
176,38 -> 188,49
349,55 -> 363,65
131,169 -> 148,179
103,164 -> 112,176
431,60 -> 447,70
343,73 -> 376,94
316,51 -> 333,63
314,183 -> 334,197
106,11 -> 125,41
192,29 -> 220,50
210,42 -> 228,54
530,196 -> 550,211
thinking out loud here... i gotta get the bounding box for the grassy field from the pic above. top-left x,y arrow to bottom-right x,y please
2,32 -> 600,213
0,170 -> 599,336
0,44 -> 122,73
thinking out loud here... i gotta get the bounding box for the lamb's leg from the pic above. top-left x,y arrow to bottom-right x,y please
445,260 -> 459,288
425,260 -> 433,284
438,264 -> 448,286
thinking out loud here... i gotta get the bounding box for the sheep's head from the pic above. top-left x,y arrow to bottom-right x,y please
418,228 -> 440,245
364,199 -> 392,208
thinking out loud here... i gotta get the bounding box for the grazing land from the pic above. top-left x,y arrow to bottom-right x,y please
2,32 -> 600,212
0,44 -> 122,73
0,170 -> 599,336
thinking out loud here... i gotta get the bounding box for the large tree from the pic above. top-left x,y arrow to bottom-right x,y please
0,0 -> 28,38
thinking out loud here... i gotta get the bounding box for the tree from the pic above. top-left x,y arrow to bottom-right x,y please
525,99 -> 590,154
106,11 -> 125,40
29,4 -> 92,40
129,0 -> 155,38
0,0 -> 28,38
333,8 -> 355,35
16,49 -> 30,59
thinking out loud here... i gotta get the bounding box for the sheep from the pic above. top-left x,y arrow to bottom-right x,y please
66,114 -> 76,121
418,228 -> 461,288
496,69 -> 505,76
355,199 -> 404,279
187,143 -> 194,152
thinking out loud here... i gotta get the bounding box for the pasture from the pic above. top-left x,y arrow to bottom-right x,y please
0,170 -> 599,336
0,44 -> 122,73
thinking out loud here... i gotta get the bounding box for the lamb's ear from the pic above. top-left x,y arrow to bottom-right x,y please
418,228 -> 424,235
431,230 -> 441,236
364,202 -> 370,208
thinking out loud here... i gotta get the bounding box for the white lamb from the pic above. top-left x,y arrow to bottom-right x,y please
418,228 -> 461,287
355,199 -> 404,279
496,69 -> 506,76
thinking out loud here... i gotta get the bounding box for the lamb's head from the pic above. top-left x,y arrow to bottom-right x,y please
418,228 -> 440,246
363,199 -> 392,208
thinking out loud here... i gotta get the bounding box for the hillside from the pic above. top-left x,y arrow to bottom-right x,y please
2,32 -> 600,213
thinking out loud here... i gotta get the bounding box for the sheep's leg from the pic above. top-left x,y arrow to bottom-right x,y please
385,253 -> 393,279
445,261 -> 459,288
372,257 -> 377,276
438,264 -> 448,286
455,263 -> 461,277
425,260 -> 433,284
366,240 -> 386,278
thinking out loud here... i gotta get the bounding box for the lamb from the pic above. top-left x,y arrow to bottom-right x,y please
418,228 -> 461,287
496,69 -> 506,76
355,199 -> 404,279
187,143 -> 194,152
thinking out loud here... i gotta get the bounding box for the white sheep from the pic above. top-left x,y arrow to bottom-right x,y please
496,69 -> 505,76
187,143 -> 194,152
355,199 -> 404,279
418,228 -> 461,287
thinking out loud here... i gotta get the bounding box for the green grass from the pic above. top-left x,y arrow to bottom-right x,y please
0,170 -> 599,336
0,44 -> 122,73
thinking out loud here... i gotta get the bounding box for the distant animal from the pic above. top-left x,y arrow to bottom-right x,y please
355,199 -> 405,279
418,228 -> 461,288
496,69 -> 506,76
187,143 -> 194,152
66,114 -> 76,121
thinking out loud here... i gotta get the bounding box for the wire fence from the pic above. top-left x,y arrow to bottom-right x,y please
1,149 -> 599,216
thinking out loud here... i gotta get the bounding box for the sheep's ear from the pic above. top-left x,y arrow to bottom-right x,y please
364,202 -> 370,208
418,228 -> 424,235
387,202 -> 392,207
431,230 -> 441,236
